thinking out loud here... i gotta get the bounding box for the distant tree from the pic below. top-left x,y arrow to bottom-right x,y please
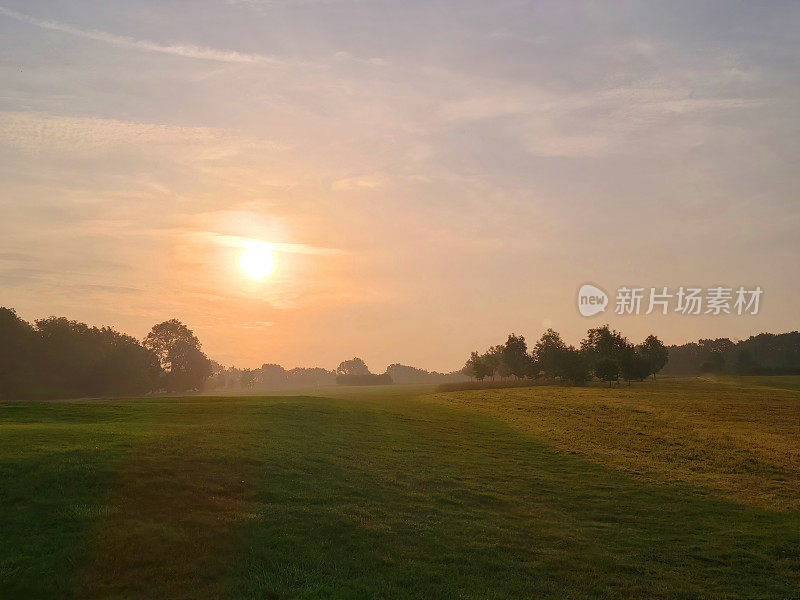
700,352 -> 725,374
260,363 -> 288,387
144,319 -> 212,392
386,364 -> 458,384
581,325 -> 629,368
525,354 -> 540,379
464,351 -> 493,381
533,329 -> 567,378
240,368 -> 256,389
502,334 -> 529,379
205,361 -> 228,390
594,357 -> 619,386
336,372 -> 392,385
336,357 -> 371,377
555,346 -> 590,386
479,346 -> 500,380
734,349 -> 761,375
697,338 -> 734,373
287,367 -> 336,387
0,308 -> 41,398
637,335 -> 668,380
663,332 -> 800,376
618,348 -> 650,384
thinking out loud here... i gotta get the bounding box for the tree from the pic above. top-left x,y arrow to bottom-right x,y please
0,309 -> 160,399
734,348 -> 761,375
581,325 -> 628,367
260,363 -> 287,387
502,334 -> 529,379
555,346 -> 590,386
618,348 -> 650,384
534,329 -> 567,378
637,335 -> 669,380
241,368 -> 257,389
144,319 -> 211,392
464,351 -> 493,381
594,357 -> 619,386
0,307 -> 41,398
700,352 -> 725,374
525,354 -> 540,379
336,357 -> 370,377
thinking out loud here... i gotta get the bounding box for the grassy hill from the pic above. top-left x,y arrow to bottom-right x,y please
1,379 -> 798,598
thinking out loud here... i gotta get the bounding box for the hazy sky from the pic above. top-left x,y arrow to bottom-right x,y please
1,1 -> 799,371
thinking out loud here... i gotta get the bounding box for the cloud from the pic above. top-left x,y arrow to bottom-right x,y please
233,321 -> 275,328
0,110 -> 235,152
331,177 -> 384,191
0,6 -> 285,64
193,232 -> 345,256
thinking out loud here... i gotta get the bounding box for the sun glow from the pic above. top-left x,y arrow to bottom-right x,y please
239,241 -> 274,280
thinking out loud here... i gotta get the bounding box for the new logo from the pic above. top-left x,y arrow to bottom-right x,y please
578,284 -> 608,317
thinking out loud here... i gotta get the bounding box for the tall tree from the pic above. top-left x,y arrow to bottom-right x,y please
240,368 -> 257,389
637,335 -> 669,380
144,319 -> 212,392
533,328 -> 566,378
502,334 -> 529,379
581,325 -> 629,363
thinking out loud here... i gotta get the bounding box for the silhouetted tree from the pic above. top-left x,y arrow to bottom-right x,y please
1,308 -> 160,399
619,347 -> 650,384
0,308 -> 41,398
144,319 -> 211,392
581,325 -> 628,372
336,357 -> 370,376
464,351 -> 493,381
637,335 -> 668,380
533,328 -> 567,378
241,369 -> 256,389
594,357 -> 619,386
502,334 -> 529,379
555,346 -> 590,386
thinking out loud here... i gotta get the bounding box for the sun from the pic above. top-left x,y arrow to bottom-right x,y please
238,241 -> 274,280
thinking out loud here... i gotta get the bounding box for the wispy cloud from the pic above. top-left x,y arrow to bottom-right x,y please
233,321 -> 274,329
194,232 -> 345,256
0,110 -> 234,152
0,6 -> 282,64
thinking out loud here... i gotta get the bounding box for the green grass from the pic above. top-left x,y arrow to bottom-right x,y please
1,380 -> 798,598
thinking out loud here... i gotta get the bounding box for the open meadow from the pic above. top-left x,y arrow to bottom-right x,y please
1,378 -> 798,599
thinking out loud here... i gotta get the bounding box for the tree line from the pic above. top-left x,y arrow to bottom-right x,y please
209,358 -> 466,391
0,308 -> 212,399
1,306 -> 468,399
463,326 -> 668,386
661,331 -> 800,376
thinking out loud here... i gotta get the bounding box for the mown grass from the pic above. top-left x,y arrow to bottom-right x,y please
429,378 -> 800,511
0,380 -> 798,598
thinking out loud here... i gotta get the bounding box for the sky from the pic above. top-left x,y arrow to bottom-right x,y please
1,0 -> 799,372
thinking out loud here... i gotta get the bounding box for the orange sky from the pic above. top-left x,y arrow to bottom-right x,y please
1,2 -> 799,371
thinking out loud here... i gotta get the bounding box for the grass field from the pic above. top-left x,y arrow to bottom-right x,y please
1,379 -> 798,598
